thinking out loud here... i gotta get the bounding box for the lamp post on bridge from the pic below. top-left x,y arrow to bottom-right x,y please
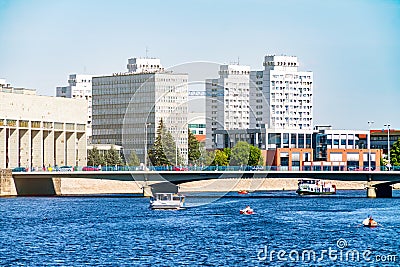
368,121 -> 374,171
384,123 -> 391,170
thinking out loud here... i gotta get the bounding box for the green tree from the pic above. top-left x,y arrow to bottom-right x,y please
188,128 -> 201,164
204,150 -> 215,166
249,145 -> 262,166
230,141 -> 262,166
223,148 -> 231,161
148,118 -> 182,166
87,146 -> 105,166
230,141 -> 251,166
390,139 -> 400,166
211,150 -> 229,166
104,146 -> 122,166
126,150 -> 140,166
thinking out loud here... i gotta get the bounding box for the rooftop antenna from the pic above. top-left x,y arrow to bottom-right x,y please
145,46 -> 149,58
237,56 -> 240,65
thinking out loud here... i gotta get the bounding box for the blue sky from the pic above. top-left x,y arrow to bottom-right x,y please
0,0 -> 399,130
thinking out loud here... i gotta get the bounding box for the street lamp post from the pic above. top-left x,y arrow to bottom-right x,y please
384,123 -> 391,170
144,122 -> 151,170
368,121 -> 374,171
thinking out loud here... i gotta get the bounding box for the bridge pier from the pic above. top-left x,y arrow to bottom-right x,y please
367,183 -> 392,198
367,185 -> 376,198
142,185 -> 153,197
0,169 -> 17,196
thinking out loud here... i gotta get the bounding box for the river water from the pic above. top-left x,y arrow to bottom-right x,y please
0,190 -> 399,266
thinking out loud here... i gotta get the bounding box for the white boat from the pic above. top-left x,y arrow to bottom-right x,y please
240,206 -> 254,215
150,193 -> 185,210
296,179 -> 336,195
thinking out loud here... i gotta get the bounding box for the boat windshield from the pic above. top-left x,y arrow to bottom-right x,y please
299,180 -> 319,184
173,196 -> 182,201
156,194 -> 173,201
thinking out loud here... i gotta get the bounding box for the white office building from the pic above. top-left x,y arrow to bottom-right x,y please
56,74 -> 93,142
205,64 -> 250,149
127,57 -> 164,73
0,81 -> 87,169
250,55 -> 313,130
92,58 -> 189,164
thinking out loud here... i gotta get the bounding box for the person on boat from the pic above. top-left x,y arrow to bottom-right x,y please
243,206 -> 253,213
363,215 -> 377,227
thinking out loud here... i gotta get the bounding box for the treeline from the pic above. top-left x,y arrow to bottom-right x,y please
87,119 -> 264,167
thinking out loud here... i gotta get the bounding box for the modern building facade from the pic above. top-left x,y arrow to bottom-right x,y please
56,74 -> 93,142
188,112 -> 206,143
268,148 -> 381,171
313,125 -> 369,161
0,86 -> 87,169
92,58 -> 189,164
205,64 -> 250,149
370,129 -> 400,155
250,55 -> 313,130
213,127 -> 313,150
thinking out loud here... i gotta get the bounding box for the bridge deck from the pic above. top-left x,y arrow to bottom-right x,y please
11,171 -> 400,185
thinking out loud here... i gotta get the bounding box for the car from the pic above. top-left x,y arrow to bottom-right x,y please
172,166 -> 188,171
12,167 -> 27,172
363,167 -> 375,171
82,166 -> 100,171
59,166 -> 74,171
101,166 -> 117,171
250,166 -> 264,171
347,166 -> 360,171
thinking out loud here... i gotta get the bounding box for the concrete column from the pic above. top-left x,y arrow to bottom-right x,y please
0,169 -> 17,196
142,185 -> 153,197
65,132 -> 75,166
76,132 -> 86,166
0,128 -> 5,169
367,184 -> 376,198
54,131 -> 65,166
43,130 -> 54,167
19,129 -> 30,169
53,178 -> 62,195
8,128 -> 18,167
367,183 -> 392,198
31,130 -> 42,169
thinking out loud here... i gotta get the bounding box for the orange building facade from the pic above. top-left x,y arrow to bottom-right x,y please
266,148 -> 381,171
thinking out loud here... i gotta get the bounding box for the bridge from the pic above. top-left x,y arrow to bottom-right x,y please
5,170 -> 400,198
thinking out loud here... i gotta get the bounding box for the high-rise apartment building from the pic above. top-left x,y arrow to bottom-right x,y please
250,55 -> 313,130
92,58 -> 188,164
56,74 -> 93,142
205,64 -> 250,149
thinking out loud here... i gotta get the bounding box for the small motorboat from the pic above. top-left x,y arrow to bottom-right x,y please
240,206 -> 254,215
362,217 -> 378,227
238,190 -> 249,195
296,179 -> 336,195
150,193 -> 185,210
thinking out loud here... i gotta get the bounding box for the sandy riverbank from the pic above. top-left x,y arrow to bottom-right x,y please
57,177 -> 400,195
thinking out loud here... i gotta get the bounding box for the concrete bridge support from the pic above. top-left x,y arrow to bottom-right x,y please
367,182 -> 392,198
142,185 -> 153,197
1,169 -> 61,196
0,169 -> 17,196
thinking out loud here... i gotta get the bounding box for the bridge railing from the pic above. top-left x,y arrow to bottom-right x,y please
13,165 -> 399,172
